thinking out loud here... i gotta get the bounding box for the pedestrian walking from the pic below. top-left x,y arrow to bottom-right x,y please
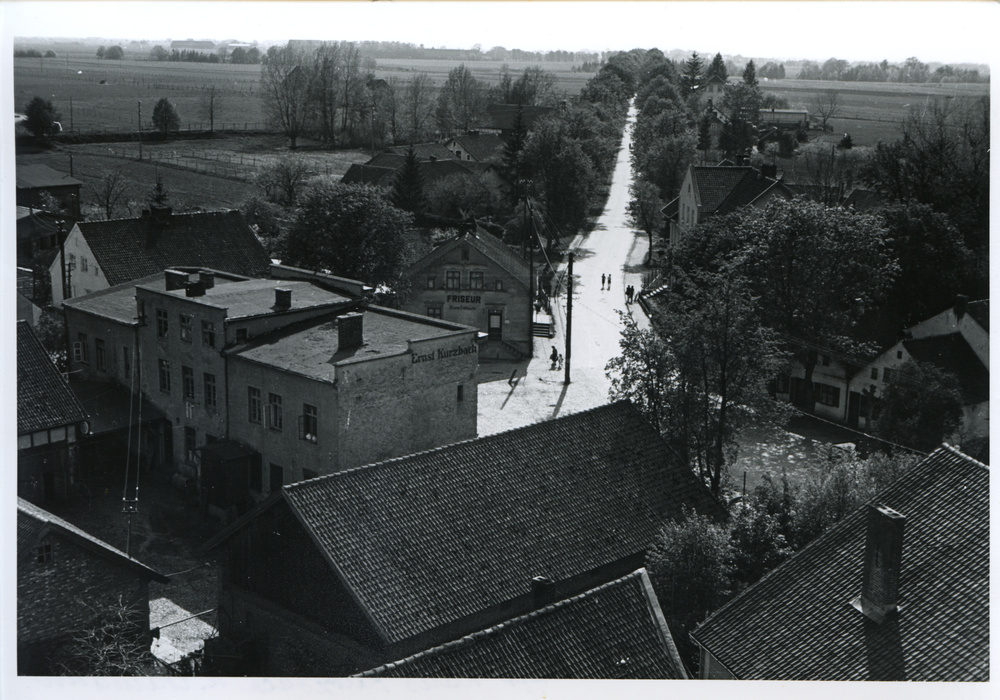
557,354 -> 564,371
606,274 -> 611,289
601,273 -> 606,290
550,345 -> 558,370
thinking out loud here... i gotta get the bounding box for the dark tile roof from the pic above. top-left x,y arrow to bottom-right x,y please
76,210 -> 271,288
690,166 -> 755,214
405,227 -> 529,288
340,163 -> 396,186
387,143 -> 459,162
18,497 -> 169,582
902,333 -> 989,404
281,401 -> 726,645
16,164 -> 83,189
713,171 -> 794,215
449,133 -> 504,161
966,299 -> 989,333
692,445 -> 988,681
17,320 -> 88,434
357,569 -> 687,679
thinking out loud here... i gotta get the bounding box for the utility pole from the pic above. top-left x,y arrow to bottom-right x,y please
564,251 -> 573,384
69,96 -> 73,132
137,100 -> 142,161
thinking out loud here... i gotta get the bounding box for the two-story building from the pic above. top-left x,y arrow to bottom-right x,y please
401,227 -> 532,360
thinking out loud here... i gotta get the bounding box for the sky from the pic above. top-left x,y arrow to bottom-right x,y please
3,0 -> 998,66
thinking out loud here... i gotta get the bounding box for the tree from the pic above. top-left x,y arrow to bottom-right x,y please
626,180 -> 664,263
720,82 -> 762,157
104,45 -> 124,60
873,360 -> 964,452
23,96 -> 61,138
499,104 -> 529,196
149,45 -> 169,61
646,508 -> 734,670
436,64 -> 486,135
697,113 -> 714,162
151,97 -> 180,136
95,45 -> 105,59
706,52 -> 729,82
260,43 -> 314,149
401,73 -> 436,144
798,141 -> 871,206
240,194 -> 288,257
741,59 -> 758,87
390,146 -> 428,217
253,157 -> 311,207
91,169 -> 133,220
199,85 -> 222,134
282,182 -> 412,287
54,597 -> 155,676
811,89 -> 839,130
425,171 -> 509,222
679,51 -> 704,98
149,175 -> 170,206
510,66 -> 556,106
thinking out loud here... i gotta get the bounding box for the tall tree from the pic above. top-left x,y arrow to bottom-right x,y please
811,89 -> 839,130
626,180 -> 665,263
90,169 -> 133,220
199,85 -> 222,134
253,157 -> 310,207
706,52 -> 729,81
282,182 -> 412,287
151,98 -> 180,136
23,96 -> 60,138
435,64 -> 486,135
401,73 -> 436,144
741,59 -> 758,87
873,360 -> 963,452
390,146 -> 428,217
260,43 -> 314,149
500,104 -> 529,193
310,41 -> 342,146
679,51 -> 704,98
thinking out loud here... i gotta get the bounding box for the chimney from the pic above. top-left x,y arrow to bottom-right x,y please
429,155 -> 437,162
164,269 -> 189,291
200,271 -> 215,289
186,281 -> 205,297
338,312 -> 364,350
955,294 -> 968,320
852,504 -> 905,623
150,204 -> 172,226
274,287 -> 292,310
531,576 -> 556,609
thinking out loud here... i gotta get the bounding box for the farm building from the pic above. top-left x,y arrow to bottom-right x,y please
202,401 -> 725,676
48,207 -> 271,307
169,39 -> 216,54
16,164 -> 83,219
692,445 -> 988,681
758,108 -> 810,130
443,132 -> 505,162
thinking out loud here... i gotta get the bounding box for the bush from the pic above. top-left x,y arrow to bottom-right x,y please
23,96 -> 61,138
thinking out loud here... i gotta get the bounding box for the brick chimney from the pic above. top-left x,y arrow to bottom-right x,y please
852,504 -> 905,623
200,271 -> 215,289
531,576 -> 556,609
274,287 -> 292,310
338,312 -> 364,350
185,281 -> 205,297
164,269 -> 189,291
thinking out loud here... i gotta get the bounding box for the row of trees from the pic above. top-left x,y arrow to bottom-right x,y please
797,56 -> 987,83
95,45 -> 124,60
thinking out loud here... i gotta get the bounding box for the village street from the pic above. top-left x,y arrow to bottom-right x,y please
477,103 -> 651,436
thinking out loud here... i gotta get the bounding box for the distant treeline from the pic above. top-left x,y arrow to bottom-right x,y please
351,40 -> 600,64
796,57 -> 988,83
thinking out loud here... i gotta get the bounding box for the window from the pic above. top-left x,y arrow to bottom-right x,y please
158,359 -> 171,393
495,279 -> 504,291
300,404 -> 318,443
427,277 -> 435,289
94,265 -> 99,277
426,307 -> 442,319
267,393 -> 283,431
446,270 -> 461,290
81,256 -> 88,272
896,350 -> 903,360
74,332 -> 89,364
870,367 -> 879,380
813,382 -> 840,407
95,338 -> 106,371
185,426 -> 197,464
202,320 -> 215,347
883,368 -> 894,384
236,328 -> 248,343
269,463 -> 283,492
821,354 -> 831,367
36,543 -> 52,564
183,366 -> 195,400
248,387 -> 262,423
457,384 -> 464,403
156,309 -> 169,338
204,373 -> 217,409
302,468 -> 318,481
179,314 -> 193,342
469,271 -> 484,290
122,347 -> 131,380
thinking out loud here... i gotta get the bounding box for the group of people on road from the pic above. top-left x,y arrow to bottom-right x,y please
600,273 -> 612,290
625,285 -> 636,304
549,346 -> 564,371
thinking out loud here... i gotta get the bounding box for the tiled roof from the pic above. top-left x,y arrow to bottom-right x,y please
713,171 -> 793,214
17,321 -> 88,434
902,333 -> 989,404
340,163 -> 396,186
16,164 -> 83,189
405,227 -> 529,288
387,143 -> 458,162
76,210 -> 271,287
282,401 -> 726,645
17,497 -> 169,582
449,133 -> 504,161
690,166 -> 793,218
692,445 -> 988,681
357,569 -> 687,679
966,299 -> 989,333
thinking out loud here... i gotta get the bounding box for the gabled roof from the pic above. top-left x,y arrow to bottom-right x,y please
405,227 -> 529,287
692,445 -> 988,681
711,169 -> 795,215
74,210 -> 271,288
902,332 -> 989,404
17,321 -> 87,434
447,133 -> 504,161
356,569 -> 687,679
278,401 -> 725,645
965,299 -> 989,333
18,497 -> 170,583
16,164 -> 83,189
340,163 -> 396,187
387,143 -> 458,162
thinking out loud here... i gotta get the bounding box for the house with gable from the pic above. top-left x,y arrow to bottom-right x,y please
202,401 -> 726,676
18,497 -> 170,674
48,207 -> 271,307
17,321 -> 89,504
443,132 -> 505,163
356,569 -> 688,679
401,226 -> 533,360
663,162 -> 796,249
691,445 -> 988,681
